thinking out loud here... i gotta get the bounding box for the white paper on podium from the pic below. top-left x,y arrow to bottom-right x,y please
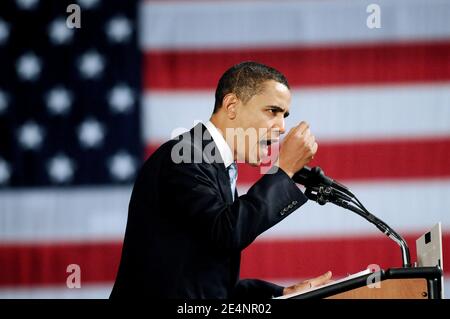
274,268 -> 373,299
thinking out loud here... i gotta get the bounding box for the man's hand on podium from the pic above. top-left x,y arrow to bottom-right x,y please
282,271 -> 333,296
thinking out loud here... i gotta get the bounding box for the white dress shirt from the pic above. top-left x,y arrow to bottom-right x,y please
204,121 -> 237,200
204,120 -> 234,169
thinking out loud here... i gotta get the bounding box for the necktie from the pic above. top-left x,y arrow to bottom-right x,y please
227,162 -> 238,201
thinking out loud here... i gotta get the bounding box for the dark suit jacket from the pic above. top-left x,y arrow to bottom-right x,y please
110,123 -> 308,299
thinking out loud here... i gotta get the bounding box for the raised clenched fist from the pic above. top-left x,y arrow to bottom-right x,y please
278,121 -> 318,178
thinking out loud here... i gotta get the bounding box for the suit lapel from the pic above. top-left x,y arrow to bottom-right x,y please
193,123 -> 234,205
217,163 -> 234,204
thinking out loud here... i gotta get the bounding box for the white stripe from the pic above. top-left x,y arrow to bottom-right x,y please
140,0 -> 450,50
238,179 -> 450,239
142,83 -> 450,142
0,187 -> 130,242
1,180 -> 449,241
0,284 -> 112,299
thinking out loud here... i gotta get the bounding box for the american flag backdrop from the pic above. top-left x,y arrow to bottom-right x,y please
0,0 -> 449,298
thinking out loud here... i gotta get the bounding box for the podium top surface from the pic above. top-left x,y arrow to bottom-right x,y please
281,266 -> 442,299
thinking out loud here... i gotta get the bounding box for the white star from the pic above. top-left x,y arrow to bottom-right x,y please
78,50 -> 105,79
16,52 -> 42,81
105,16 -> 133,43
47,154 -> 75,183
0,158 -> 11,185
16,0 -> 39,10
48,18 -> 74,45
108,151 -> 136,181
77,0 -> 100,9
0,89 -> 9,114
0,19 -> 10,45
46,86 -> 72,115
17,121 -> 44,150
108,84 -> 135,113
78,118 -> 105,148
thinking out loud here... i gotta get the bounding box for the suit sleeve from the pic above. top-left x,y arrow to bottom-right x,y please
161,159 -> 308,252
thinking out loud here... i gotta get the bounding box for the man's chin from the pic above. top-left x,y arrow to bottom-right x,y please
241,151 -> 264,166
247,156 -> 263,167
248,161 -> 260,167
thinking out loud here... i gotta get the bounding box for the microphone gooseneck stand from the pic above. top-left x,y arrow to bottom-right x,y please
299,167 -> 411,268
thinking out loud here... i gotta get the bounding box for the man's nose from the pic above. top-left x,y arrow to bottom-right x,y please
275,117 -> 286,135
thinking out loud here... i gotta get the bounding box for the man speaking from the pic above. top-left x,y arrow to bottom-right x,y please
111,61 -> 332,299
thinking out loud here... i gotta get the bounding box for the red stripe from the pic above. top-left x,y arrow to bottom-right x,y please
0,241 -> 121,287
145,137 -> 450,184
241,233 -> 450,279
0,234 -> 448,286
144,41 -> 450,90
310,137 -> 450,182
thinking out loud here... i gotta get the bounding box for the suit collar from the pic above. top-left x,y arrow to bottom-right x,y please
204,121 -> 234,169
188,123 -> 235,204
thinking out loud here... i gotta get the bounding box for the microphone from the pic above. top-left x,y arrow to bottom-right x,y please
293,165 -> 411,268
293,166 -> 350,195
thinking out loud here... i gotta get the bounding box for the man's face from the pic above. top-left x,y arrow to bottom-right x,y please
229,80 -> 291,166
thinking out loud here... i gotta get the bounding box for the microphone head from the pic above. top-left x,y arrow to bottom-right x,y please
294,165 -> 351,195
313,166 -> 333,186
312,166 -> 324,177
293,165 -> 333,187
292,166 -> 312,186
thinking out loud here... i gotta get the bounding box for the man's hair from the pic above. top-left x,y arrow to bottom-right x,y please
213,61 -> 290,113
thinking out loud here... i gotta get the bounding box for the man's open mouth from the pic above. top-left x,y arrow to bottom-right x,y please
260,139 -> 278,147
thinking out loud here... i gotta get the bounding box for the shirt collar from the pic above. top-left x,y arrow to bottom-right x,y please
204,120 -> 234,168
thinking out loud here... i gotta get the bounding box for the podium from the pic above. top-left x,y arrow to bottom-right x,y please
290,167 -> 445,299
287,266 -> 443,299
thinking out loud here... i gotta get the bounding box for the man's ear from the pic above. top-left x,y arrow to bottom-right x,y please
222,93 -> 239,120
